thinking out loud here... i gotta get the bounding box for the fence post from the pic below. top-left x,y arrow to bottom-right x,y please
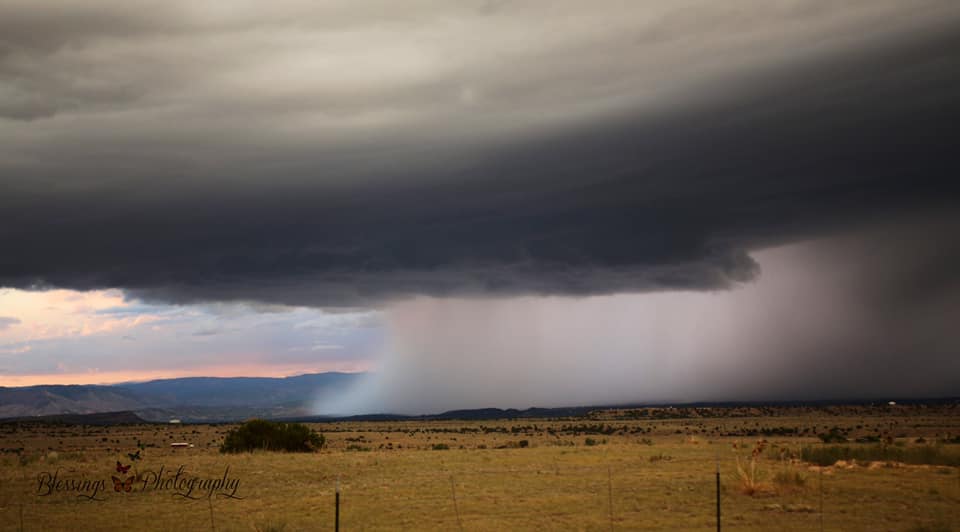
208,496 -> 216,532
450,476 -> 464,532
607,466 -> 614,531
715,453 -> 721,532
818,464 -> 824,532
335,476 -> 340,532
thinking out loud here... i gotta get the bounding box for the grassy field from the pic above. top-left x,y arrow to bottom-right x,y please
1,404 -> 959,531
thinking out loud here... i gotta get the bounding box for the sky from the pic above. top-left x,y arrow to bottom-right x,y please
1,1 -> 959,412
0,288 -> 380,386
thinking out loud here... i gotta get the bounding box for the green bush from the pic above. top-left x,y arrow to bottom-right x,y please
220,419 -> 324,453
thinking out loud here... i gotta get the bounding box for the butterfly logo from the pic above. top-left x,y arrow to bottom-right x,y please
109,443 -> 145,494
111,475 -> 135,493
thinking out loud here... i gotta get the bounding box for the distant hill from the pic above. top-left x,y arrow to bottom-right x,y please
0,385 -> 146,419
0,372 -> 366,422
117,372 -> 362,408
282,405 -> 600,423
4,374 -> 955,425
279,398 -> 960,424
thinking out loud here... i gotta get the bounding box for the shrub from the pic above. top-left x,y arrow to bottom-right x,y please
431,443 -> 450,450
817,427 -> 848,443
220,419 -> 324,453
735,455 -> 767,495
735,441 -> 775,496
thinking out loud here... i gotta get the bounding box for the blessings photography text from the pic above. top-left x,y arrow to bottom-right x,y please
36,465 -> 243,501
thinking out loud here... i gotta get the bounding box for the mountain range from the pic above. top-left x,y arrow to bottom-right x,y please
4,373 -> 954,424
0,372 -> 365,422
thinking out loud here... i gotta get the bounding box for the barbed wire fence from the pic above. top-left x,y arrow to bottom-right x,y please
9,449 -> 960,531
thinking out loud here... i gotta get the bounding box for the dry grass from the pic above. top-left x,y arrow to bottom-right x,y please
1,407 -> 959,531
773,469 -> 807,491
802,443 -> 960,467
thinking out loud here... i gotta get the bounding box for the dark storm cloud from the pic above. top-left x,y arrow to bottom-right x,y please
341,221 -> 960,414
1,2 -> 959,307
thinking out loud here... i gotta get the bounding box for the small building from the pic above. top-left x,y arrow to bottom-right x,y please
170,442 -> 194,448
169,419 -> 182,424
